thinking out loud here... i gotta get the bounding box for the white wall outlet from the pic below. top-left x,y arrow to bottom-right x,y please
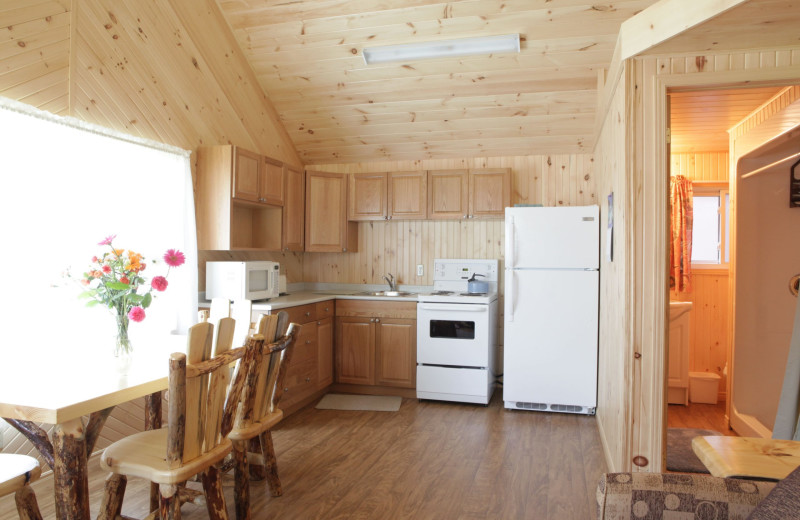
417,264 -> 424,276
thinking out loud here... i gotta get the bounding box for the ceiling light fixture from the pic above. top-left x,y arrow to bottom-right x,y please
362,34 -> 520,65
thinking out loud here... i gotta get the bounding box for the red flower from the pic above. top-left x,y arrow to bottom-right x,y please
102,265 -> 111,274
98,235 -> 116,246
151,276 -> 168,292
120,276 -> 130,284
128,306 -> 146,322
163,249 -> 185,267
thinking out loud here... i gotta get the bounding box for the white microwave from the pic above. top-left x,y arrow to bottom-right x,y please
205,261 -> 280,301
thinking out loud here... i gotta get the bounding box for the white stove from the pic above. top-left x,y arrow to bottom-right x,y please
416,259 -> 499,404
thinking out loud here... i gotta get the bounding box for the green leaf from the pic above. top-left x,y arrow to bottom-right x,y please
85,300 -> 100,307
106,281 -> 130,290
141,292 -> 153,308
78,291 -> 94,299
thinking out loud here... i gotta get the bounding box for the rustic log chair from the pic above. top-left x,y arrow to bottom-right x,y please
228,312 -> 298,520
97,319 -> 259,520
0,453 -> 43,520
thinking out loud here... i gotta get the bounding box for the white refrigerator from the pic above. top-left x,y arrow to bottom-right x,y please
503,205 -> 600,414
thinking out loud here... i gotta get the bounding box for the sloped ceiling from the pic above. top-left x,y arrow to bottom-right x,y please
216,0 -> 659,164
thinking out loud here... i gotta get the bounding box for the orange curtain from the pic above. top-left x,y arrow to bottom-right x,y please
670,175 -> 693,292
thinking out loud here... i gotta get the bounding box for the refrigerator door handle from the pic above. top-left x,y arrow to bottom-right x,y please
507,270 -> 515,322
508,215 -> 515,269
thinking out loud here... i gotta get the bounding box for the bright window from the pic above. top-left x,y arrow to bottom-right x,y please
691,184 -> 730,268
0,98 -> 198,346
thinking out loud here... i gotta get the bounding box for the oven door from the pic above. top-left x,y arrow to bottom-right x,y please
417,302 -> 491,367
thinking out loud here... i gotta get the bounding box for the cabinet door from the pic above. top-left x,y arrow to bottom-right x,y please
261,157 -> 285,206
317,317 -> 333,388
335,317 -> 375,385
232,147 -> 262,202
427,169 -> 469,219
388,171 -> 427,219
469,168 -> 510,218
281,320 -> 318,407
375,318 -> 416,388
349,172 -> 387,220
282,165 -> 305,251
305,171 -> 357,252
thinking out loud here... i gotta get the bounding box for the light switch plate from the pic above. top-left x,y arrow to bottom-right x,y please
417,264 -> 424,276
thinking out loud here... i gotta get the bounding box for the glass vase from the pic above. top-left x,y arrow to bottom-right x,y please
114,314 -> 133,359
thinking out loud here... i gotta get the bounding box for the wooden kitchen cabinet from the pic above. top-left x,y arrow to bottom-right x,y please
282,165 -> 305,251
305,170 -> 358,252
335,300 -> 417,390
266,300 -> 334,411
196,145 -> 291,251
349,170 -> 427,220
427,168 -> 510,219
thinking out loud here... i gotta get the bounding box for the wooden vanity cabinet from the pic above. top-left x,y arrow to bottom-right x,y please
305,170 -> 358,252
334,300 -> 417,392
266,300 -> 334,411
428,168 -> 510,219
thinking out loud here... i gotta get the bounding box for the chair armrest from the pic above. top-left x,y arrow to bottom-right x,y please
596,472 -> 775,520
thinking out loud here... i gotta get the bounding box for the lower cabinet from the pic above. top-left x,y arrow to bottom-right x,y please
265,300 -> 334,409
335,300 -> 416,390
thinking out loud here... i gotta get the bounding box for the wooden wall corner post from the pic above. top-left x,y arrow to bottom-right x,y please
52,418 -> 90,520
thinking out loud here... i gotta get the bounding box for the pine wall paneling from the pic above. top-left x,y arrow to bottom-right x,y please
593,61 -> 634,474
627,47 -> 800,473
0,0 -> 302,464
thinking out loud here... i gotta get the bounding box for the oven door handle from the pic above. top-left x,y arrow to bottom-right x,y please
418,304 -> 487,312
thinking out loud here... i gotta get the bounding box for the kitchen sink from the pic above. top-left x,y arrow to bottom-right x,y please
356,291 -> 416,297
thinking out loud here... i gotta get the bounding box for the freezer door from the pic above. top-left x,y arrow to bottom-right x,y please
503,269 -> 598,408
505,206 -> 599,269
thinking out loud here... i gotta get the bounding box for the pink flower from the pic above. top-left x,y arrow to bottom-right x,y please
163,249 -> 185,267
151,275 -> 168,292
98,235 -> 116,246
102,265 -> 111,274
128,306 -> 146,322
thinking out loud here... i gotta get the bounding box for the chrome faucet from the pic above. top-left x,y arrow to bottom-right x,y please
382,273 -> 397,291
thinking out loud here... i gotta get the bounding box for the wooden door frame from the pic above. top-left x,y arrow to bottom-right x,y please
636,57 -> 800,472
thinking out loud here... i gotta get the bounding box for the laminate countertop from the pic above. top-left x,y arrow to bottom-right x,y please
200,285 -> 425,311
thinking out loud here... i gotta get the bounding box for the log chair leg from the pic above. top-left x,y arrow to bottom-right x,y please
97,474 -> 127,520
246,437 -> 266,481
52,419 -> 90,520
232,440 -> 250,520
145,391 -> 163,513
260,430 -> 283,497
14,484 -> 43,520
159,484 -> 180,520
201,465 -> 229,520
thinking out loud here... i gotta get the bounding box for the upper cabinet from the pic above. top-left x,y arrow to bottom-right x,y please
305,171 -> 358,253
348,171 -> 428,221
428,168 -> 510,219
282,165 -> 305,252
196,145 -> 300,251
388,171 -> 427,219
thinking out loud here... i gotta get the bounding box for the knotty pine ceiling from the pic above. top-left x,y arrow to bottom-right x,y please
216,0 -> 660,164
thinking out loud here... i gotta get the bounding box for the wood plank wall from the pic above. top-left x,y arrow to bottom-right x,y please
670,151 -> 730,398
0,0 -> 302,464
0,0 -> 71,114
593,63 -> 633,474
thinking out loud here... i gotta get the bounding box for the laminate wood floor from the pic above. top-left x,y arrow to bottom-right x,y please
0,394 -> 607,520
667,401 -> 737,437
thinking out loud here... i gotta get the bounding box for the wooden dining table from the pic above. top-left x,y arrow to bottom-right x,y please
0,332 -> 187,520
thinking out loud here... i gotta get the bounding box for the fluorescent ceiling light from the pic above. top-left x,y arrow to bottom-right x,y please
362,34 -> 520,65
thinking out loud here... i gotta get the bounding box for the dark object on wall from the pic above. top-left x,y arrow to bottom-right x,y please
791,156 -> 800,208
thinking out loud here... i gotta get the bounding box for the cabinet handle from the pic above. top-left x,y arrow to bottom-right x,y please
306,340 -> 311,344
343,248 -> 347,252
305,377 -> 311,382
284,387 -> 289,392
462,214 -> 468,219
387,215 -> 392,220
325,307 -> 329,312
317,321 -> 321,325
375,318 -> 380,323
369,318 -> 374,323
305,311 -> 311,316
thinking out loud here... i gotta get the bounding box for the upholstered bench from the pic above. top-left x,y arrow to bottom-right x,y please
596,464 -> 800,520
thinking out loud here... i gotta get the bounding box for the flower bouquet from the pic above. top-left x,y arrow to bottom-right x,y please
76,235 -> 185,357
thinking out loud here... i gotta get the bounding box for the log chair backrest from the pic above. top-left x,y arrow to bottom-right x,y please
167,322 -> 263,467
234,318 -> 299,431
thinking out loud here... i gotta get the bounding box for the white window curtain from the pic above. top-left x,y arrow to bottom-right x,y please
0,97 -> 197,353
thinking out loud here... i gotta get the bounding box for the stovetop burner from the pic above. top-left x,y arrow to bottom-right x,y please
431,290 -> 454,295
460,292 -> 487,296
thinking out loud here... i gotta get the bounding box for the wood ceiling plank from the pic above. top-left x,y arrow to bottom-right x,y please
0,0 -> 68,27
